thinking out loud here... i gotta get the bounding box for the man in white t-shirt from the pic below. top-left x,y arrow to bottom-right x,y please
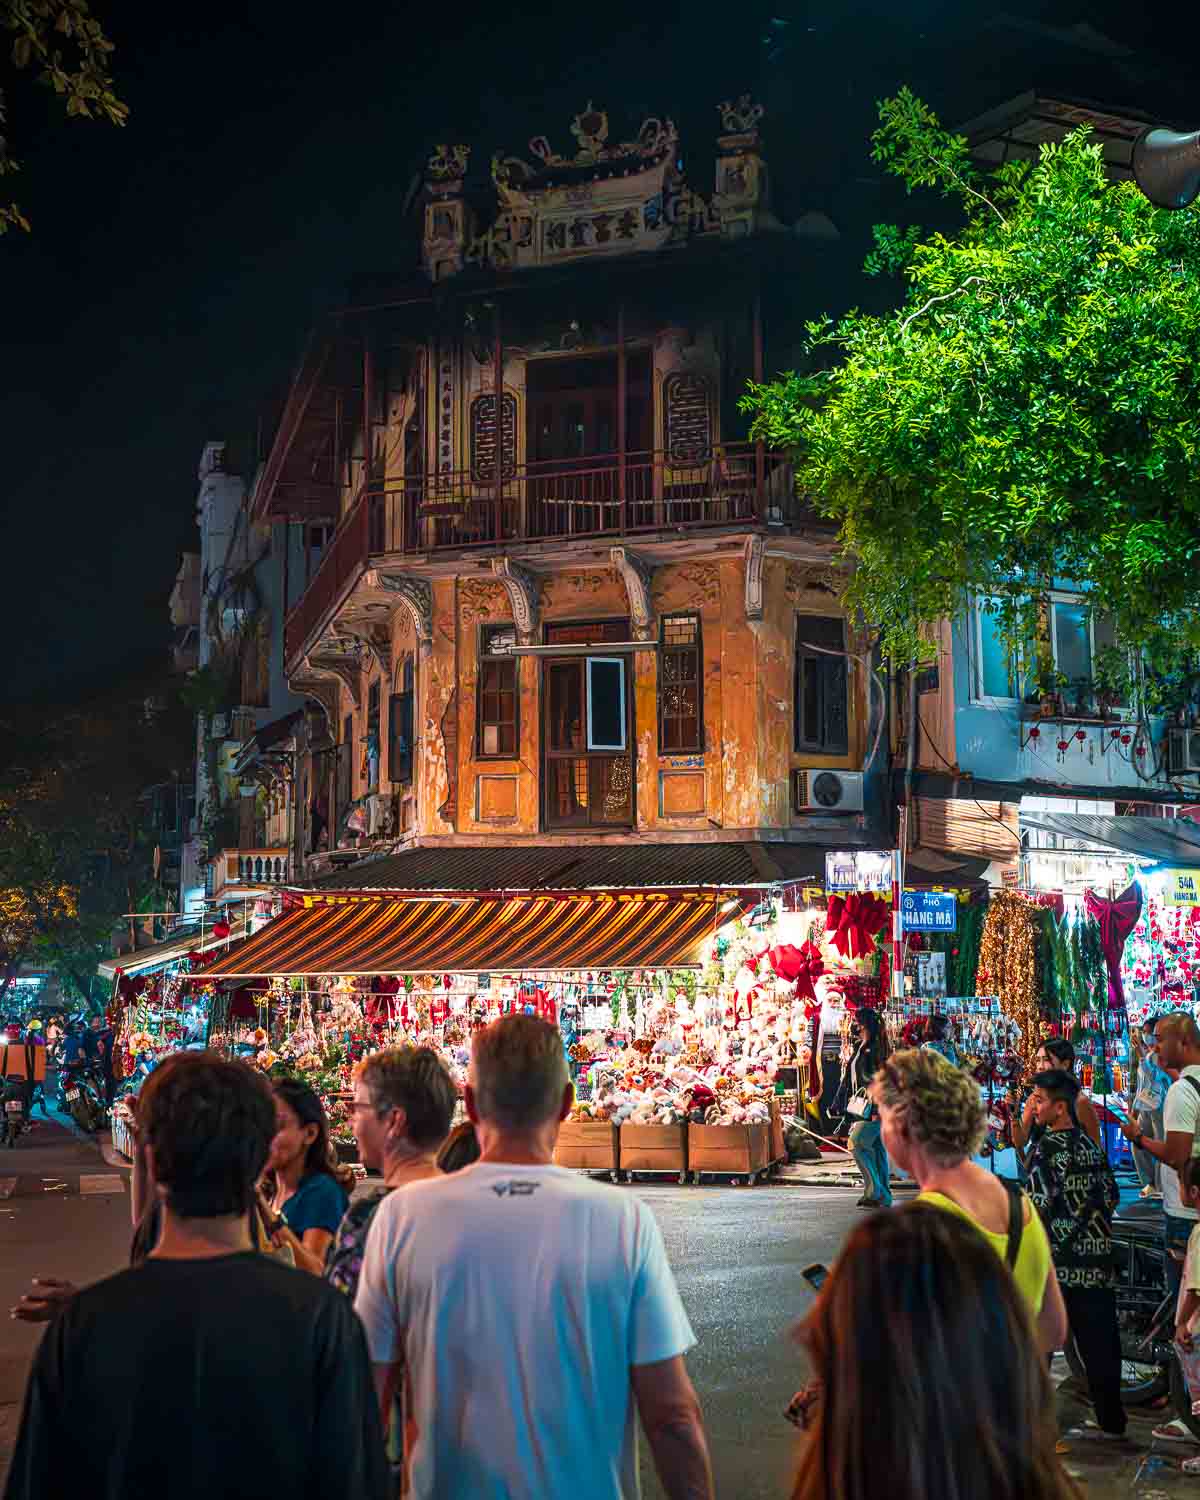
355,1014 -> 712,1500
1122,1013 -> 1200,1298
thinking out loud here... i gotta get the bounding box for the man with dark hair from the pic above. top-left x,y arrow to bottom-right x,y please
1122,1013 -> 1200,1304
356,1014 -> 713,1500
3,1052 -> 390,1500
1027,1067 -> 1125,1447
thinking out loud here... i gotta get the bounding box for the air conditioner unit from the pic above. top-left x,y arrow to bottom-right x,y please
1168,728 -> 1200,776
793,768 -> 865,814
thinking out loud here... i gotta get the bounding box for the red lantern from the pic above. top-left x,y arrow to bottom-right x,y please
1028,727 -> 1041,742
211,919 -> 231,940
1075,729 -> 1087,742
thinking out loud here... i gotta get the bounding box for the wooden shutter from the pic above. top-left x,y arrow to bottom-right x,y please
470,393 -> 517,483
664,373 -> 713,463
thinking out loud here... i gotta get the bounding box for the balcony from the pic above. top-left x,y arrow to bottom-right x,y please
208,847 -> 291,902
285,443 -> 794,664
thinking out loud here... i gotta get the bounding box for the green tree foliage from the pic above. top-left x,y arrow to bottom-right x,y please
1,0 -> 126,233
744,89 -> 1200,674
0,683 -> 193,1004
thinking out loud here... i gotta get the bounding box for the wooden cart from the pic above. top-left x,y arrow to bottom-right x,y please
619,1122 -> 689,1185
553,1120 -> 621,1181
687,1121 -> 772,1185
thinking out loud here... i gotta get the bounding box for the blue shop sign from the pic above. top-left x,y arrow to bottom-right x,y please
901,890 -> 958,933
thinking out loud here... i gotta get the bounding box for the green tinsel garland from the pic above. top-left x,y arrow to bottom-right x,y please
921,901 -> 985,996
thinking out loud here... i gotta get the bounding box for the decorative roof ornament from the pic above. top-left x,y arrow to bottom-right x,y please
571,101 -> 610,161
717,95 -> 764,138
427,143 -> 470,186
520,107 -> 677,176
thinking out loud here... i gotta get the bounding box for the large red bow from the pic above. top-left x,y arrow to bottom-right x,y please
794,941 -> 826,1005
826,892 -> 889,960
1083,882 -> 1142,1012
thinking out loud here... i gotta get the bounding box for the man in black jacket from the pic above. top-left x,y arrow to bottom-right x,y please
3,1052 -> 390,1500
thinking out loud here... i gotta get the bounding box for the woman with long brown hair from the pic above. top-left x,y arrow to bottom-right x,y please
790,1204 -> 1080,1500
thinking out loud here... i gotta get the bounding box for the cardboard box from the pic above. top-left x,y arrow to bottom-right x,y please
553,1120 -> 619,1171
619,1123 -> 688,1174
688,1122 -> 771,1177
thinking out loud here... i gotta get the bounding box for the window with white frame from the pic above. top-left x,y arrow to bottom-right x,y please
972,596 -> 1119,707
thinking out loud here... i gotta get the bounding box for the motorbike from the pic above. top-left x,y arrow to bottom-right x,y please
1065,1208 -> 1200,1436
1,1074 -> 29,1147
59,1064 -> 107,1134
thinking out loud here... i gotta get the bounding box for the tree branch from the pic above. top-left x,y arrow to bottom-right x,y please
900,277 -> 986,335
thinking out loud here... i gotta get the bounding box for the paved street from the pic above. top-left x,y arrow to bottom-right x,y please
635,1182 -> 1200,1500
3,1153 -> 1200,1498
0,1114 -> 130,1490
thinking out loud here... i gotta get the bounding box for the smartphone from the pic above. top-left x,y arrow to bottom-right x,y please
800,1262 -> 829,1292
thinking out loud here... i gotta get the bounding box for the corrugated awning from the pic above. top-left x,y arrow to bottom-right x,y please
1020,813 -> 1200,866
97,916 -> 249,981
202,892 -> 746,978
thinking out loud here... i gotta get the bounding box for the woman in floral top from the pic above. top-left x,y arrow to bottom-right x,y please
325,1046 -> 458,1299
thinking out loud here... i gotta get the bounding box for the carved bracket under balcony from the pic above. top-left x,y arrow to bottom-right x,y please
491,558 -> 540,644
376,573 -> 434,656
291,675 -> 340,738
610,546 -> 656,641
333,617 -> 392,679
744,534 -> 765,622
308,636 -> 365,707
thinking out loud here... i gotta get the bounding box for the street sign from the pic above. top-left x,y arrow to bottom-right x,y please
825,850 -> 892,893
900,890 -> 958,932
1164,870 -> 1200,906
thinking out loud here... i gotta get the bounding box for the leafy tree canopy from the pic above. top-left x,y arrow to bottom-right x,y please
0,682 -> 192,1004
1,0 -> 126,233
744,89 -> 1200,680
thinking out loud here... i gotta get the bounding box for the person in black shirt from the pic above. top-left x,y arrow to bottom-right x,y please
1025,1067 -> 1125,1445
3,1052 -> 390,1500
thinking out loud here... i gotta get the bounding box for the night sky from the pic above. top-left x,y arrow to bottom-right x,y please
2,1 -> 1197,706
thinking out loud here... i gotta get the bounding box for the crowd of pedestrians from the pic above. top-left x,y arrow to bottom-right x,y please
8,1010 -> 1200,1498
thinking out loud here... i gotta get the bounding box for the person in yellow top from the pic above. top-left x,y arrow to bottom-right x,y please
872,1047 -> 1067,1354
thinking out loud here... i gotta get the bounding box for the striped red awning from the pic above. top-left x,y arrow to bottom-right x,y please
200,892 -> 746,977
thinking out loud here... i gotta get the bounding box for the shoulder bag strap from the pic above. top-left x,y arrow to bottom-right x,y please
1003,1179 -> 1024,1270
1185,1075 -> 1200,1102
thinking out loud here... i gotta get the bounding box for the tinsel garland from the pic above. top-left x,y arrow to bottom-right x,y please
1038,911 -> 1060,1017
976,890 -> 1043,1058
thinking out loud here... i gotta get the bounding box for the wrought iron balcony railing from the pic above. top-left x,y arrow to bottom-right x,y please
285,443 -> 794,665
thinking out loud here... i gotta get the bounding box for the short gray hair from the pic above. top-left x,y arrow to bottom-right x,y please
470,1015 -> 569,1130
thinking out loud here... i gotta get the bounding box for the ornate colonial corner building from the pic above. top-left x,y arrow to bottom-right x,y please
252,99 -> 888,893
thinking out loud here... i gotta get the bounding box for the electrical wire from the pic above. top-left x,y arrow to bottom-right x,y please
913,704 -> 1022,848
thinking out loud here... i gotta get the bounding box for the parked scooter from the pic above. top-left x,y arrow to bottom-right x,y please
59,1063 -> 106,1133
1,1072 -> 29,1146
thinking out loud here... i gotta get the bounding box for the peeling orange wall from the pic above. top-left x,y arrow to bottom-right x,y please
325,554 -> 867,839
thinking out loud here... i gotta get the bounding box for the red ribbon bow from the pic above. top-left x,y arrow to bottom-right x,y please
826,892 -> 889,960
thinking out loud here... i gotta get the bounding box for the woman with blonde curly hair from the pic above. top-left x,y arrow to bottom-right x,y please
872,1047 -> 1066,1353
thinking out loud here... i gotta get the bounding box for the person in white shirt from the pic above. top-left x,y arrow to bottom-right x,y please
1122,1013 -> 1200,1300
355,1014 -> 712,1500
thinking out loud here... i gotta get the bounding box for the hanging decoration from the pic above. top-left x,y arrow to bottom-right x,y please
825,891 -> 889,960
976,890 -> 1043,1057
1083,883 -> 1142,1020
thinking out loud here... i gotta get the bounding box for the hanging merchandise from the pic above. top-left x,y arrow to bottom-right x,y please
825,891 -> 889,960
975,889 -> 1043,1057
1083,883 -> 1143,1021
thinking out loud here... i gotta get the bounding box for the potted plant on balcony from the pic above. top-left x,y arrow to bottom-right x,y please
1093,645 -> 1131,722
1035,664 -> 1065,718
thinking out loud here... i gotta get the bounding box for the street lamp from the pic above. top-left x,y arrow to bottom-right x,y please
1132,127 -> 1200,209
